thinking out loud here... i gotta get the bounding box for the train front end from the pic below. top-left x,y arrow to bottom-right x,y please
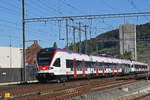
36,48 -> 56,82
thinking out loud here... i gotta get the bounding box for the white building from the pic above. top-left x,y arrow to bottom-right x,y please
0,47 -> 23,68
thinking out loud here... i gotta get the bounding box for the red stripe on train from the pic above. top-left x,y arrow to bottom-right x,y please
102,62 -> 105,76
73,59 -> 77,78
82,60 -> 85,77
112,63 -> 114,75
96,61 -> 99,76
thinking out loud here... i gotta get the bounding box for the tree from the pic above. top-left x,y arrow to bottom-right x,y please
68,43 -> 73,51
114,52 -> 132,59
53,42 -> 57,48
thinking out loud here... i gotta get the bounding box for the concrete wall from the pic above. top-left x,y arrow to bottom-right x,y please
0,47 -> 23,68
119,24 -> 137,60
0,65 -> 37,83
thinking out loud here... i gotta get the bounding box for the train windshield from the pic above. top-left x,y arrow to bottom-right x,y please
37,49 -> 55,66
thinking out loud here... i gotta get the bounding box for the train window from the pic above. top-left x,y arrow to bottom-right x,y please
113,64 -> 116,69
76,61 -> 82,68
66,60 -> 73,68
85,61 -> 88,67
93,62 -> 96,68
87,62 -> 91,67
85,68 -> 87,71
99,68 -> 102,71
85,61 -> 90,68
71,68 -> 73,71
126,64 -> 130,68
37,50 -> 55,66
98,62 -> 102,66
53,58 -> 60,67
131,65 -> 133,68
104,63 -> 111,68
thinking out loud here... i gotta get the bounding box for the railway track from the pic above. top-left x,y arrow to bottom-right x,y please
0,79 -> 140,100
0,73 -> 149,100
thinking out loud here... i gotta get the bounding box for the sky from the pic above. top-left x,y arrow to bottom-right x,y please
0,0 -> 150,48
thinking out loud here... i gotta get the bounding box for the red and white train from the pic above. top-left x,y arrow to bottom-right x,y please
36,48 -> 149,82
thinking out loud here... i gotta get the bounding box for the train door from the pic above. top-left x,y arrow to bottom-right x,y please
60,57 -> 67,74
52,58 -> 62,74
116,63 -> 119,75
89,57 -> 94,75
129,64 -> 133,72
121,64 -> 125,73
127,64 -> 130,73
124,64 -> 127,74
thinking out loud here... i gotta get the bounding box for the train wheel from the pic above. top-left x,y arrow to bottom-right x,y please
56,79 -> 61,83
38,79 -> 47,83
57,77 -> 65,83
86,74 -> 91,80
64,77 -> 68,82
60,76 -> 68,82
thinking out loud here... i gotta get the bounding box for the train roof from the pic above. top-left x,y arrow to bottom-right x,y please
41,48 -> 129,62
42,47 -> 72,52
132,61 -> 148,66
40,48 -> 148,65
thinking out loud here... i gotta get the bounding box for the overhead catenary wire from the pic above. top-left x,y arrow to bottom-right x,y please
60,0 -> 84,14
128,0 -> 150,21
0,0 -> 21,11
0,6 -> 21,16
0,1 -> 21,16
26,23 -> 66,45
4,0 -> 148,50
0,19 -> 21,25
101,0 -> 117,11
39,0 -> 64,15
25,12 -> 150,22
25,2 -> 49,17
0,22 -> 56,42
25,0 -> 60,18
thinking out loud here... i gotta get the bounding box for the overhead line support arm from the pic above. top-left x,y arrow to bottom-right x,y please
25,12 -> 150,23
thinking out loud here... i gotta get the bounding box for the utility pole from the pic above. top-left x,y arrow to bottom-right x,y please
68,22 -> 84,52
89,19 -> 92,53
22,0 -> 26,82
73,26 -> 76,52
96,37 -> 98,54
95,27 -> 98,54
66,19 -> 69,48
78,22 -> 81,53
9,35 -> 12,68
89,19 -> 92,39
83,25 -> 88,54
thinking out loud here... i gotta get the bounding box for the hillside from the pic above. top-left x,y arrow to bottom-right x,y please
70,23 -> 150,62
